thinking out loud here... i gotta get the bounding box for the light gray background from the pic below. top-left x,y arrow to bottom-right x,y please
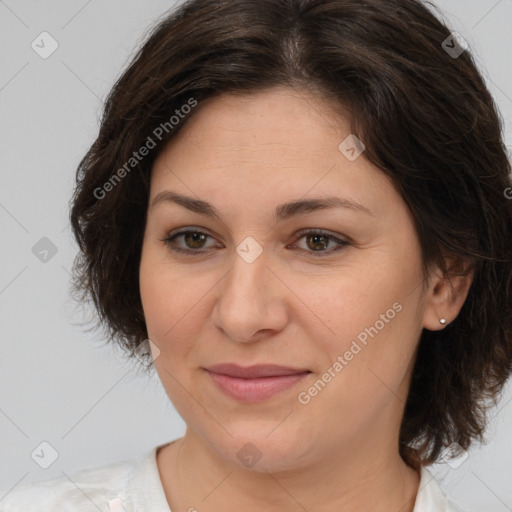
0,1 -> 511,510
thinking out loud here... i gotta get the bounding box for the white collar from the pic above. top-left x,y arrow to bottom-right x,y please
413,466 -> 463,511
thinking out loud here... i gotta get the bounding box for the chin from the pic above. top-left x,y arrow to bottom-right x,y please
203,425 -> 316,474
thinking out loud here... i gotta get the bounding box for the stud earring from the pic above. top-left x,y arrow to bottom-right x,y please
439,318 -> 447,325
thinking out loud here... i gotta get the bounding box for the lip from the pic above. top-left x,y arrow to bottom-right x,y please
204,364 -> 311,402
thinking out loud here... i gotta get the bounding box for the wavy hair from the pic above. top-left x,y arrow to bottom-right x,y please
69,0 -> 512,469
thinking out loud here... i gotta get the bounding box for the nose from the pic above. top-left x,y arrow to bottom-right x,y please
211,243 -> 287,343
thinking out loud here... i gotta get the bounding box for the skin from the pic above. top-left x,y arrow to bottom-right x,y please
138,86 -> 473,512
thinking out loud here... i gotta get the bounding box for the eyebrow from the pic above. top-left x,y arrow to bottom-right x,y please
149,190 -> 375,221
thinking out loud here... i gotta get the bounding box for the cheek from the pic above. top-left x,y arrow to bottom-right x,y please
139,246 -> 194,356
298,263 -> 405,346
302,255 -> 422,388
296,294 -> 420,439
140,280 -> 198,361
139,258 -> 219,429
139,257 -> 204,413
139,249 -> 222,378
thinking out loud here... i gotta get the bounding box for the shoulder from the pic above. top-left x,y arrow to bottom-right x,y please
0,455 -> 139,512
413,467 -> 466,512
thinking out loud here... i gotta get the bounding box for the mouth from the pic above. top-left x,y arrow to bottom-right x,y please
204,363 -> 311,403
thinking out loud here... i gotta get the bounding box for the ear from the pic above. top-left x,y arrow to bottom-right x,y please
422,255 -> 475,331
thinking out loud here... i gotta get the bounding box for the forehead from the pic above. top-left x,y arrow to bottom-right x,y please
148,87 -> 397,221
170,86 -> 352,148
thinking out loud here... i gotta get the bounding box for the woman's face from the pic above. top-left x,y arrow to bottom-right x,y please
139,86 -> 435,472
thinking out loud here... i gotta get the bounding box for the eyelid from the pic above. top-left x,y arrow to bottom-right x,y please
161,227 -> 220,253
289,229 -> 349,256
293,228 -> 350,244
161,227 -> 350,257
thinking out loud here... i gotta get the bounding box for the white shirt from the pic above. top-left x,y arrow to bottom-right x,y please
0,442 -> 464,511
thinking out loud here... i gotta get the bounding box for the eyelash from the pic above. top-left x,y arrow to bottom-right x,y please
160,228 -> 349,257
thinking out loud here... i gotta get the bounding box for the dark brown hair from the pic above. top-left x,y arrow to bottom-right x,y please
69,0 -> 512,469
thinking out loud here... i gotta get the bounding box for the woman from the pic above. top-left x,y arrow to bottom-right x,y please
2,0 -> 511,510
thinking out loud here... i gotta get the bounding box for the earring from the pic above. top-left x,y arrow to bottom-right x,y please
439,318 -> 447,325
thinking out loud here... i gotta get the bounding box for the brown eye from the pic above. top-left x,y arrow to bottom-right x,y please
162,229 -> 219,254
182,232 -> 208,249
161,228 -> 348,257
289,230 -> 349,257
305,233 -> 330,251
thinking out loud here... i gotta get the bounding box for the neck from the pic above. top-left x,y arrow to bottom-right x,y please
156,431 -> 421,512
